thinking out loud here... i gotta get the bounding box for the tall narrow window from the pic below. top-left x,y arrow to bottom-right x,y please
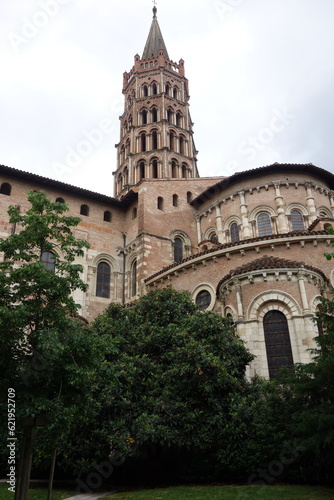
131,261 -> 137,297
257,212 -> 272,237
173,87 -> 178,99
0,183 -> 11,195
181,164 -> 187,179
152,160 -> 158,179
174,237 -> 183,263
143,85 -> 148,97
263,310 -> 293,379
139,161 -> 145,181
171,161 -> 178,178
157,197 -> 164,210
180,136 -> 185,154
173,194 -> 178,207
230,222 -> 240,243
187,191 -> 192,203
140,133 -> 146,152
152,130 -> 158,149
152,83 -> 158,95
41,251 -> 55,272
165,84 -> 170,95
167,109 -> 173,123
170,131 -> 175,150
96,262 -> 111,299
176,113 -> 182,127
291,210 -> 304,231
152,108 -> 158,122
141,110 -> 147,125
80,204 -> 89,216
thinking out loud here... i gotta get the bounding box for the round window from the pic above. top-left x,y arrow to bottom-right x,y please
195,290 -> 211,310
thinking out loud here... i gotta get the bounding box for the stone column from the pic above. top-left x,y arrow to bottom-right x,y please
214,202 -> 224,243
329,191 -> 334,217
195,215 -> 202,244
234,280 -> 244,319
238,190 -> 251,239
298,271 -> 309,312
305,182 -> 317,222
273,181 -> 289,233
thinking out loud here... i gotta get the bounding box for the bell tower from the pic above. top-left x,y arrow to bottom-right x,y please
114,6 -> 199,197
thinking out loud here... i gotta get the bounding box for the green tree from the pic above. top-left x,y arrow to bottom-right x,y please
66,288 -> 254,483
0,191 -> 110,498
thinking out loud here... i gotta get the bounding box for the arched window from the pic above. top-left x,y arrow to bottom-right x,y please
0,183 -> 11,196
196,290 -> 211,310
140,132 -> 146,152
170,131 -> 175,150
174,237 -> 183,263
152,83 -> 158,95
96,262 -> 111,299
132,207 -> 137,219
41,251 -> 55,272
291,209 -> 304,231
139,161 -> 145,181
143,85 -> 148,97
165,84 -> 170,95
210,232 -> 218,243
152,159 -> 158,179
176,113 -> 182,127
230,222 -> 240,243
167,109 -> 173,123
124,168 -> 129,185
173,87 -> 178,99
257,212 -> 272,237
104,211 -> 112,222
173,194 -> 178,207
181,164 -> 187,179
55,197 -> 65,204
263,310 -> 294,379
157,197 -> 164,210
187,191 -> 192,203
131,261 -> 137,297
171,160 -> 178,178
179,136 -> 185,155
141,110 -> 148,125
152,108 -> 158,122
80,204 -> 89,216
152,130 -> 158,149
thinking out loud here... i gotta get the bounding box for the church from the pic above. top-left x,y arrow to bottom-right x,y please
1,6 -> 334,379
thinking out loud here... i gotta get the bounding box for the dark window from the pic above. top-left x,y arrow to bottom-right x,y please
132,207 -> 137,219
152,83 -> 158,95
41,251 -> 55,272
172,161 -> 178,178
143,85 -> 148,97
104,211 -> 112,222
170,131 -> 175,150
176,113 -> 182,127
257,212 -> 272,237
263,310 -> 294,379
173,194 -> 178,207
80,204 -> 89,216
0,183 -> 11,195
210,232 -> 218,243
165,84 -> 170,95
174,237 -> 183,262
291,210 -> 304,231
141,133 -> 146,152
157,197 -> 164,210
187,191 -> 192,203
181,165 -> 187,178
139,161 -> 145,180
196,290 -> 211,310
141,110 -> 147,125
167,109 -> 173,123
152,130 -> 158,149
230,222 -> 240,243
173,88 -> 178,99
152,160 -> 158,179
152,108 -> 158,122
96,262 -> 111,298
56,197 -> 65,204
180,136 -> 185,154
131,261 -> 137,297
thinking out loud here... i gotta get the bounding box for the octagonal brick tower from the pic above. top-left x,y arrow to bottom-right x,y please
114,6 -> 199,198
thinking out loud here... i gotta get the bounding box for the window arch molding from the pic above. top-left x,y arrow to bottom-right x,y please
223,215 -> 242,232
204,227 -> 218,242
92,254 -> 118,272
247,290 -> 301,321
170,230 -> 191,263
249,205 -> 277,223
317,206 -> 332,218
192,284 -> 216,311
285,203 -> 308,217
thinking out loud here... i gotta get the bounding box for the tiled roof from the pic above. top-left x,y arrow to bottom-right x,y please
191,163 -> 334,209
144,230 -> 331,282
0,164 -> 137,208
217,255 -> 329,289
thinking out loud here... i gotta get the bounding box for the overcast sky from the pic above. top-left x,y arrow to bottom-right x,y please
1,0 -> 334,196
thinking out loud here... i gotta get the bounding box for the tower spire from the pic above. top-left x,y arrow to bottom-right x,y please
142,4 -> 169,60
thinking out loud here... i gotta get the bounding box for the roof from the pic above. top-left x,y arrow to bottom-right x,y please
217,255 -> 329,289
191,163 -> 334,209
0,164 -> 137,208
142,7 -> 170,60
